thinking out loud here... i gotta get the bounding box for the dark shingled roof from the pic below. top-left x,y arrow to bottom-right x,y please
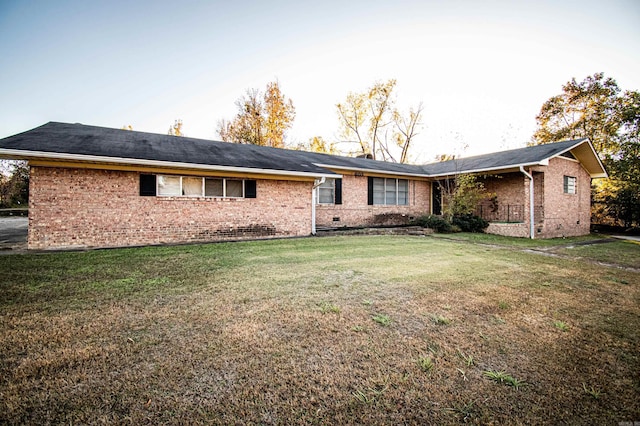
421,139 -> 589,176
0,122 -> 339,176
0,122 -> 432,177
0,122 -> 605,178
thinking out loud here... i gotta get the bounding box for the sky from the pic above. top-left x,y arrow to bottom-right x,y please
1,0 -> 639,163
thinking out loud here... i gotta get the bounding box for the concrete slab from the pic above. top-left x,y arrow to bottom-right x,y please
611,235 -> 640,243
0,217 -> 28,251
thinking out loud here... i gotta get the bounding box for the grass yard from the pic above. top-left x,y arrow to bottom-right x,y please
1,234 -> 639,425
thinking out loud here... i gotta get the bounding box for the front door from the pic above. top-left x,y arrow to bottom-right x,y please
432,182 -> 442,215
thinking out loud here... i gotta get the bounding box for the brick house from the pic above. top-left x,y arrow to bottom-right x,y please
0,122 -> 606,249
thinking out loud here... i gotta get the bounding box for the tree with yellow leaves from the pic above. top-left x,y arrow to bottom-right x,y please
168,119 -> 184,136
217,81 -> 295,148
295,136 -> 339,154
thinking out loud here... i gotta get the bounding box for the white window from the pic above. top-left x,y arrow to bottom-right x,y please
205,178 -> 223,197
182,177 -> 203,196
397,179 -> 409,205
317,178 -> 336,204
226,180 -> 244,198
563,176 -> 577,194
373,178 -> 385,205
157,175 -> 181,196
372,178 -> 409,205
157,175 -> 246,198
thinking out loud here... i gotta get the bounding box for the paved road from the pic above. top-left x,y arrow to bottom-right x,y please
0,217 -> 28,244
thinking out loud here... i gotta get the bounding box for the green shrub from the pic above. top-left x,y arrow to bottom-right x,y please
412,215 -> 453,233
452,214 -> 489,233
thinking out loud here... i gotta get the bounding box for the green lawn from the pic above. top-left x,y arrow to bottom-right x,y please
1,234 -> 639,424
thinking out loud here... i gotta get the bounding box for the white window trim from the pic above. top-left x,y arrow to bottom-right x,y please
563,175 -> 577,194
316,178 -> 335,205
373,177 -> 409,206
157,175 -> 246,198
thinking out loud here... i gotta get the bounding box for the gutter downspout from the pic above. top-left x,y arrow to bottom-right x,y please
519,166 -> 535,239
311,177 -> 326,235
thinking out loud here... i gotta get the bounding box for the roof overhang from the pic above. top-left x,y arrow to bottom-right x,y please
428,162 -> 547,179
314,163 -> 432,179
551,139 -> 608,178
428,139 -> 607,179
0,148 -> 340,180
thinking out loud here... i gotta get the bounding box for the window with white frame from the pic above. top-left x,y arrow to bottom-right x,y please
563,176 -> 577,194
371,178 -> 409,205
157,175 -> 246,198
317,178 -> 336,204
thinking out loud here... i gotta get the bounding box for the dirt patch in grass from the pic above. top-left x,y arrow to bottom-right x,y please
1,235 -> 639,424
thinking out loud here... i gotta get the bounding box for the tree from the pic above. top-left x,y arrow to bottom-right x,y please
532,72 -> 621,155
423,171 -> 489,232
263,81 -> 296,148
336,79 -> 423,163
532,73 -> 640,228
599,90 -> 640,227
442,173 -> 488,220
217,81 -> 295,148
168,119 -> 184,136
393,103 -> 424,164
0,160 -> 29,208
296,136 -> 339,154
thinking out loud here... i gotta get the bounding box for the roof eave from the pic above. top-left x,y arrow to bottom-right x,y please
0,149 -> 340,179
427,162 -> 547,178
549,138 -> 608,178
313,163 -> 431,178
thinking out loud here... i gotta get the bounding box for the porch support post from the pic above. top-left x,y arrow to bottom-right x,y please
519,166 -> 535,239
311,177 -> 326,235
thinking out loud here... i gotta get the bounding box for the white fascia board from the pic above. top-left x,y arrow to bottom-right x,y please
548,139 -> 588,159
548,139 -> 608,178
590,172 -> 609,179
313,163 -> 431,178
0,149 -> 340,179
427,162 -> 545,178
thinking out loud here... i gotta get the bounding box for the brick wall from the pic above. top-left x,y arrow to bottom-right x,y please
28,167 -> 312,249
536,157 -> 591,238
480,173 -> 526,206
479,173 -> 529,224
479,159 -> 591,238
316,174 -> 430,227
485,222 -> 530,238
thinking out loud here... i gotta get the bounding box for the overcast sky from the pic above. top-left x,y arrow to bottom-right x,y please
1,0 -> 638,162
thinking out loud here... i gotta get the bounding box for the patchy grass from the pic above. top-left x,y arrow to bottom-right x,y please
555,239 -> 640,269
431,314 -> 452,325
372,313 -> 392,326
483,370 -> 526,389
1,235 -> 639,424
430,232 -> 605,249
418,355 -> 435,373
583,383 -> 603,400
553,320 -> 570,332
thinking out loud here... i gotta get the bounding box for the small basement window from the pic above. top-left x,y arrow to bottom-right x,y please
563,176 -> 577,194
